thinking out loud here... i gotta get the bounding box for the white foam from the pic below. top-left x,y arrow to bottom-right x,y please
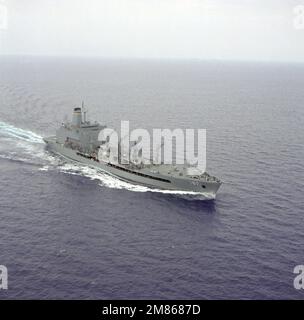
0,121 -> 43,144
0,121 -> 61,165
38,166 -> 50,171
57,162 -> 212,198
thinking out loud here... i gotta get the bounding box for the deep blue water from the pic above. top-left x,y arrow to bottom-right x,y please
0,56 -> 304,299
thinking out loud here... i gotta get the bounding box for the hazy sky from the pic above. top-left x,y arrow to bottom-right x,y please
0,0 -> 304,61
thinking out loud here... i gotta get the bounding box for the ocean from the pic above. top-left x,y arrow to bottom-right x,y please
0,56 -> 303,299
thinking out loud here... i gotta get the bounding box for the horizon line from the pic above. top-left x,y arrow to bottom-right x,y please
0,53 -> 304,65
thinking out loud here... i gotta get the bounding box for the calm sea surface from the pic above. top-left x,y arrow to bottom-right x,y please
0,56 -> 303,299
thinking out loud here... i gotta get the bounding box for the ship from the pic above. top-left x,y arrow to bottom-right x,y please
43,106 -> 222,199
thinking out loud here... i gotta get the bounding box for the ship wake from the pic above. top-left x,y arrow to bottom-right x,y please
55,162 -> 215,200
0,121 -> 44,144
0,121 -> 56,166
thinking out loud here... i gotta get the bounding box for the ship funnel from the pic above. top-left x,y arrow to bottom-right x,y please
72,107 -> 82,127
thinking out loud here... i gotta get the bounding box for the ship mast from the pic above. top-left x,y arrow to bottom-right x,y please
82,101 -> 87,123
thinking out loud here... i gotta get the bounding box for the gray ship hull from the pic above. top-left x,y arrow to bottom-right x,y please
44,137 -> 221,199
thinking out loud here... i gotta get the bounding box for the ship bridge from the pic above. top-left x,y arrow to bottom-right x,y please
56,107 -> 106,153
